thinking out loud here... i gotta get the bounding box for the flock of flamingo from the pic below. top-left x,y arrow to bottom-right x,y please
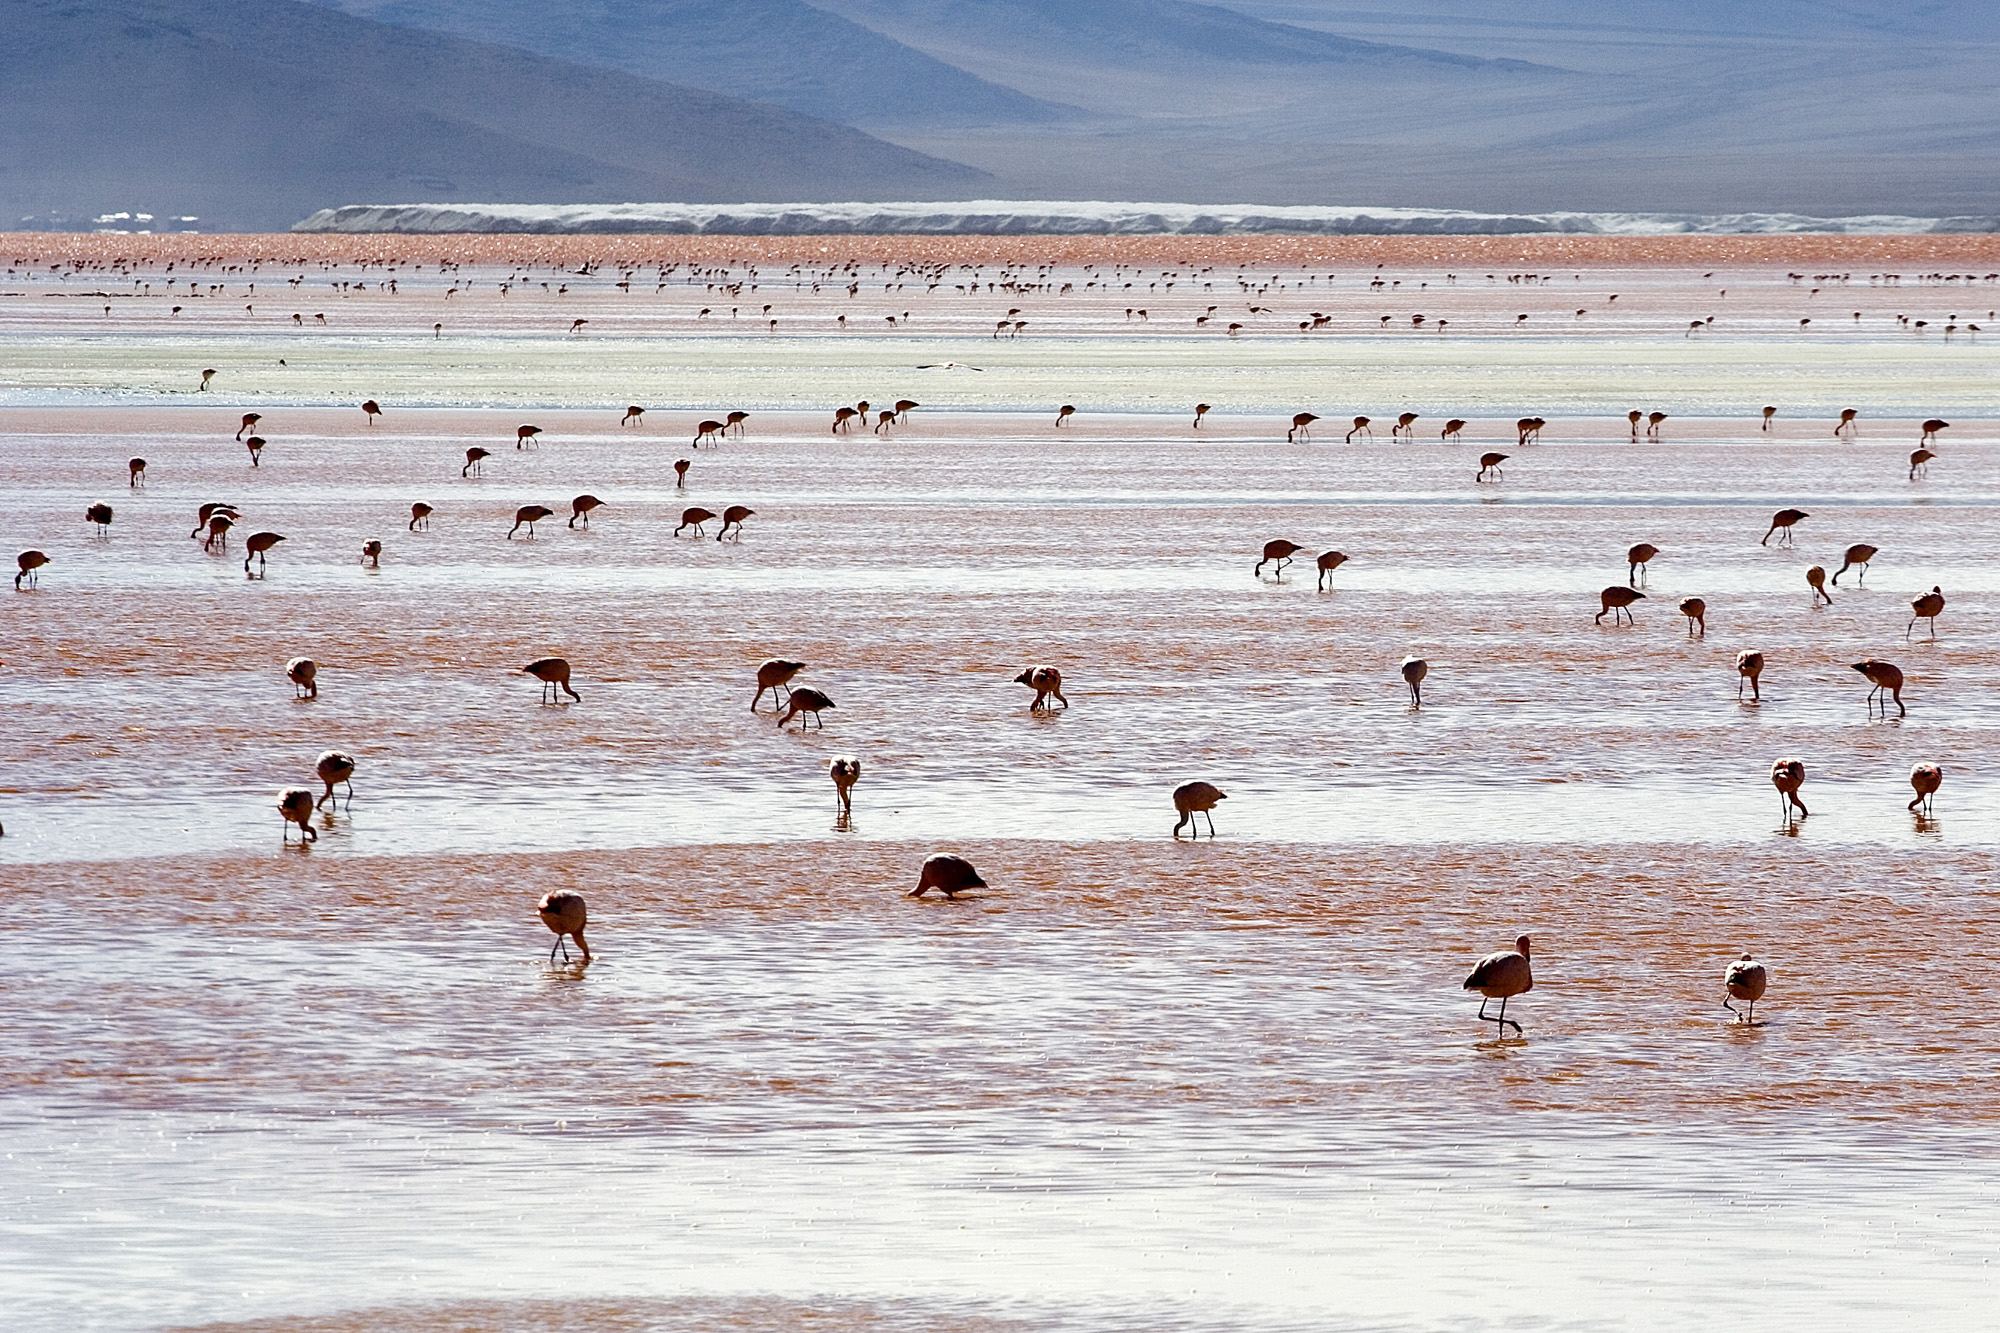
11,384 -> 1969,1040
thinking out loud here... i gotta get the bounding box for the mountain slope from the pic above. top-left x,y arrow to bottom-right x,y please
0,0 -> 987,232
812,0 -> 1555,74
322,0 -> 1077,129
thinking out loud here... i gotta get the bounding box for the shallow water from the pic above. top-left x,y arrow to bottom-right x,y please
3,256 -> 1999,1330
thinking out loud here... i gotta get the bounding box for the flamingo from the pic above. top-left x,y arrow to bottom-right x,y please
1256,540 -> 1303,579
752,659 -> 805,712
1678,597 -> 1706,637
537,890 -> 590,961
509,506 -> 554,539
1909,448 -> 1935,479
279,787 -> 317,843
1441,419 -> 1466,440
1627,543 -> 1659,586
1762,509 -> 1808,546
409,503 -> 434,531
1287,412 -> 1318,442
1806,565 -> 1832,605
236,413 -> 261,440
362,400 -> 382,424
910,853 -> 985,898
1476,452 -> 1507,482
315,750 -> 356,809
718,505 -> 754,541
674,459 -> 690,488
243,531 -> 285,576
1316,550 -> 1348,590
569,495 -> 603,529
1596,586 -> 1645,625
622,406 -> 645,426
1193,403 -> 1211,429
1908,586 -> 1945,639
1760,406 -> 1776,431
779,687 -> 835,730
1771,758 -> 1808,821
695,420 -> 725,446
1735,650 -> 1763,701
522,657 -> 581,703
676,507 -> 716,537
1851,659 -> 1905,716
245,436 -> 265,467
1346,416 -> 1372,443
193,504 -> 240,540
1831,544 -> 1877,585
830,757 -> 861,815
128,457 -> 147,487
1909,763 -> 1942,813
1463,936 -> 1532,1035
1723,956 -> 1767,1022
14,550 -> 49,589
286,657 -> 317,698
1056,405 -> 1076,426
1014,666 -> 1068,710
1400,656 -> 1427,707
515,424 -> 542,449
85,503 -> 113,535
462,448 -> 490,478
361,540 -> 381,568
1835,408 -> 1858,437
1920,418 -> 1948,443
1172,781 -> 1226,838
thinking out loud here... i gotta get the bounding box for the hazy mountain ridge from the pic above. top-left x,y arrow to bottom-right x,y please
810,0 -> 1557,73
0,0 -> 986,232
322,0 -> 1079,128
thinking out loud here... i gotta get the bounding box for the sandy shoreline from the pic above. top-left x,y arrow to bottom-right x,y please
11,231 -> 2000,268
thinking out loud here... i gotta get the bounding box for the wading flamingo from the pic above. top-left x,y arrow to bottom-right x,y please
1909,763 -> 1942,813
779,687 -> 835,729
1464,936 -> 1532,1035
1851,659 -> 1904,716
279,788 -> 317,843
315,750 -> 356,809
537,890 -> 590,961
1736,650 -> 1763,701
752,659 -> 805,712
1771,758 -> 1807,821
1316,550 -> 1348,590
1831,544 -> 1877,585
1172,781 -> 1226,838
1597,586 -> 1645,625
1015,666 -> 1068,710
522,657 -> 581,704
1256,540 -> 1303,579
1723,956 -> 1767,1022
1908,586 -> 1945,639
1762,509 -> 1808,546
910,853 -> 985,898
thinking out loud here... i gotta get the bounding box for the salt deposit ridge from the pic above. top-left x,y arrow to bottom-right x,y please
292,200 -> 2000,236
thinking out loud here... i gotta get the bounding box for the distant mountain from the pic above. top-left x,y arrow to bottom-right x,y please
0,0 -> 986,232
1229,1 -> 2000,46
320,0 -> 1078,129
813,0 -> 1555,73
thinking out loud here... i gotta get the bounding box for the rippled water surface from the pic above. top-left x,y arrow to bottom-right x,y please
3,252 -> 1999,1331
